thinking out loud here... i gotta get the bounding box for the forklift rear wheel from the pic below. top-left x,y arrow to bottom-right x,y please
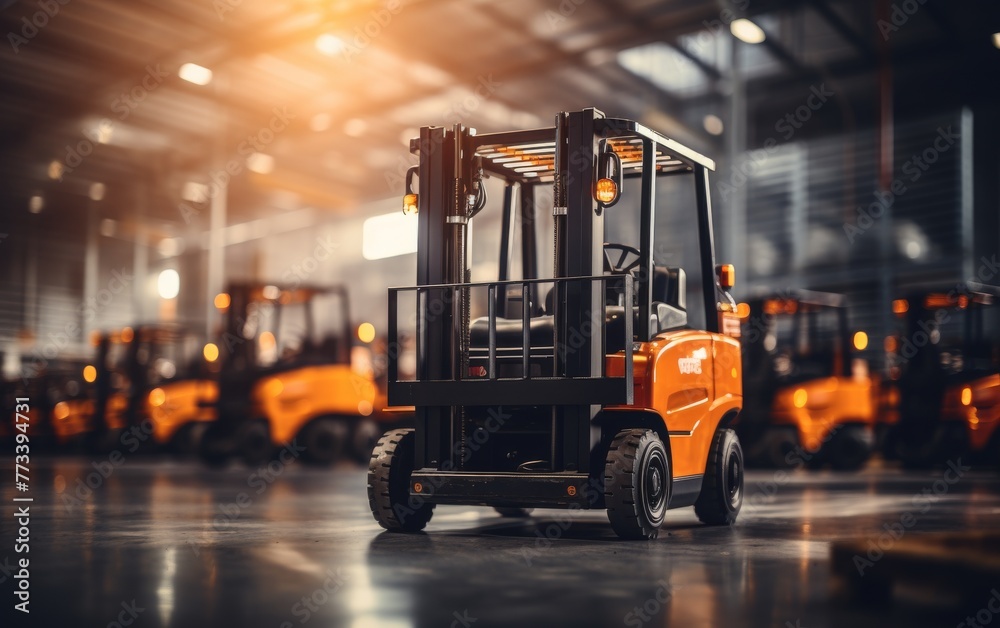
605,429 -> 669,540
829,426 -> 872,471
351,419 -> 382,465
171,423 -> 207,458
694,428 -> 744,525
301,418 -> 347,466
239,421 -> 273,467
368,428 -> 434,532
198,424 -> 231,468
494,507 -> 534,518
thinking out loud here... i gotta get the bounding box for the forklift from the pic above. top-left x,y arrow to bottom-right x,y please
50,325 -> 214,454
199,283 -> 383,466
889,283 -> 1000,470
368,108 -> 745,540
140,326 -> 219,455
736,291 -> 875,470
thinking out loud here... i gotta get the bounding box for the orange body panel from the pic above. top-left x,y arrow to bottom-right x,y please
254,364 -> 379,445
942,374 -> 1000,452
51,399 -> 94,443
608,331 -> 742,478
147,379 -> 219,444
770,376 -> 874,453
104,393 -> 129,431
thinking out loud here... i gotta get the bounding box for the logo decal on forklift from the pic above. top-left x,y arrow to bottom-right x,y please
678,348 -> 708,375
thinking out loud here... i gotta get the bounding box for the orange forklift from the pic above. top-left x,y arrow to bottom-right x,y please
368,108 -> 745,539
890,283 -> 1000,470
737,291 -> 875,470
49,326 -> 215,454
199,283 -> 384,467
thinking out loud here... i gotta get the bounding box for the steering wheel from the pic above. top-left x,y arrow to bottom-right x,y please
603,243 -> 642,274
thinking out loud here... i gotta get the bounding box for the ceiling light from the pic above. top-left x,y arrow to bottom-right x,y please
179,63 -> 213,86
343,118 -> 367,137
246,152 -> 275,174
157,269 -> 180,300
310,113 -> 331,132
181,181 -> 209,203
993,32 -> 1000,49
100,219 -> 116,237
730,18 -> 766,44
29,195 -> 43,213
703,114 -> 724,136
48,160 -> 64,180
89,182 -> 106,201
315,34 -> 345,56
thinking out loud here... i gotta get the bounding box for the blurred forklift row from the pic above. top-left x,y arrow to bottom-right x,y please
1,282 -> 413,467
2,282 -> 996,472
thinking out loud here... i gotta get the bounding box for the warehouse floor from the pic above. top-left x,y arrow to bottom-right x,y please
4,458 -> 999,627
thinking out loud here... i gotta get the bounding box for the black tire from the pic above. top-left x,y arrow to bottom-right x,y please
694,428 -> 744,526
171,423 -> 207,458
351,419 -> 382,465
367,428 -> 434,532
199,424 -> 232,468
764,427 -> 799,469
301,418 -> 347,466
829,426 -> 872,471
605,428 -> 670,540
239,420 -> 273,467
494,507 -> 534,518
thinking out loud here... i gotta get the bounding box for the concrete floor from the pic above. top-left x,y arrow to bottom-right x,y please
2,458 -> 999,627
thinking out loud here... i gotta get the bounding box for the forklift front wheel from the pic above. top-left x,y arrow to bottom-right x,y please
605,429 -> 670,540
301,418 -> 347,466
694,428 -> 744,526
367,428 -> 434,532
239,421 -> 273,467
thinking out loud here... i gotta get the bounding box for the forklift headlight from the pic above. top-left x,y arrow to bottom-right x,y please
595,178 -> 618,204
402,193 -> 418,215
403,165 -> 419,215
852,331 -> 868,351
961,387 -> 972,406
716,264 -> 736,289
793,388 -> 808,408
203,342 -> 219,363
149,388 -> 166,407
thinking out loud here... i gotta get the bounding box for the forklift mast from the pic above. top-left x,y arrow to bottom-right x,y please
391,108 -> 725,474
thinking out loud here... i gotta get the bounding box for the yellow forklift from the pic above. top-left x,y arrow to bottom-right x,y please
199,283 -> 384,466
368,108 -> 745,539
48,326 -> 215,454
736,291 -> 875,470
7,358 -> 91,451
890,283 -> 1000,470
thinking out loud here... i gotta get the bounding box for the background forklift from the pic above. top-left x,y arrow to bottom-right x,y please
737,291 -> 875,470
200,283 -> 385,467
70,326 -> 211,453
369,108 -> 745,540
889,283 -> 1000,470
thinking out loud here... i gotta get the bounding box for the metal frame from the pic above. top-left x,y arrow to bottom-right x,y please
395,107 -> 724,483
